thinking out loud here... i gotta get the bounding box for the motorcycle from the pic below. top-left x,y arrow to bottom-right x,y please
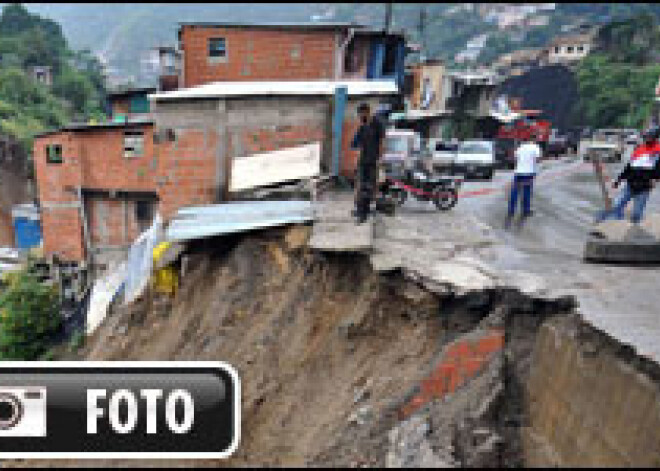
380,167 -> 462,211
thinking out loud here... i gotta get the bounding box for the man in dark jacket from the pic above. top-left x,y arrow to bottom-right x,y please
352,103 -> 385,223
596,126 -> 660,224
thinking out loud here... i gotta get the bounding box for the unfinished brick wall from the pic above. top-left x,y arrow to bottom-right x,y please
155,128 -> 219,219
180,25 -> 338,87
232,124 -> 325,156
86,198 -> 144,249
33,132 -> 86,261
79,126 -> 157,192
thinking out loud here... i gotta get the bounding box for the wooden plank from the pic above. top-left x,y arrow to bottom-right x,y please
229,142 -> 321,192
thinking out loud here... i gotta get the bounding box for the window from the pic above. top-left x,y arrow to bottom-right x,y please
208,37 -> 227,61
567,46 -> 574,53
46,144 -> 63,164
344,40 -> 360,73
124,131 -> 144,158
135,200 -> 154,232
385,136 -> 409,154
383,41 -> 398,76
577,45 -> 584,53
554,46 -> 560,54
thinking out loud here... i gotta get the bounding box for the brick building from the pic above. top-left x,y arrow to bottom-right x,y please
33,80 -> 397,264
159,22 -> 407,90
107,87 -> 156,118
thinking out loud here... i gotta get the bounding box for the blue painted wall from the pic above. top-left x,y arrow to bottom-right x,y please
13,217 -> 42,251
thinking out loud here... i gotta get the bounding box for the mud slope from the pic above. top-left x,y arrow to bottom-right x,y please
10,226 -> 574,468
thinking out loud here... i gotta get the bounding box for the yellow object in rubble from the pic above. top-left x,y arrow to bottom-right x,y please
152,266 -> 178,295
152,242 -> 172,264
152,242 -> 178,295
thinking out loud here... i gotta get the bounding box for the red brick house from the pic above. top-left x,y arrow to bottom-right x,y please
33,80 -> 397,264
161,22 -> 407,90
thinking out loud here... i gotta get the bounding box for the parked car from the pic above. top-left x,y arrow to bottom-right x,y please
428,138 -> 458,173
546,132 -> 569,158
565,128 -> 582,154
454,140 -> 496,180
624,131 -> 640,146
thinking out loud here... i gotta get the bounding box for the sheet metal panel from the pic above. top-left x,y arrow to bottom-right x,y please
166,201 -> 314,242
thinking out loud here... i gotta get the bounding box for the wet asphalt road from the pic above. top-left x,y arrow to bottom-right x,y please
397,153 -> 660,361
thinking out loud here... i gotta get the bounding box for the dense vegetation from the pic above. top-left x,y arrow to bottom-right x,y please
0,269 -> 61,360
574,14 -> 660,129
0,4 -> 105,152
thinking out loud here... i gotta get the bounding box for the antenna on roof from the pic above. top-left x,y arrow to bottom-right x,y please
418,5 -> 427,61
384,2 -> 393,33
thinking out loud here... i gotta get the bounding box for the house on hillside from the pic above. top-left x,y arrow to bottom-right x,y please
28,65 -> 53,87
107,87 -> 156,119
399,59 -> 452,138
543,32 -> 596,65
493,48 -> 543,77
398,67 -> 500,139
154,22 -> 408,90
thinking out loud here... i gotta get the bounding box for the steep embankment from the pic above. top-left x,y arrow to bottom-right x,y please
17,224 -> 572,468
14,222 -> 660,468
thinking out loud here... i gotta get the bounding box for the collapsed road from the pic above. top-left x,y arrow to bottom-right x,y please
10,154 -> 660,468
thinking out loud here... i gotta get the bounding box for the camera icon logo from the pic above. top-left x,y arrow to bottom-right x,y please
0,387 -> 47,437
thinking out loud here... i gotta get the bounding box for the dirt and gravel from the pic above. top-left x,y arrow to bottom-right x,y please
8,218 -> 576,468
9,155 -> 660,468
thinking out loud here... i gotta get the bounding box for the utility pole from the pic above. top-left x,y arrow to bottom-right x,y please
384,2 -> 393,32
418,5 -> 427,60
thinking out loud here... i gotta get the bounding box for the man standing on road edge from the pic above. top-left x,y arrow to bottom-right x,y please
595,126 -> 660,224
505,137 -> 542,229
351,102 -> 385,224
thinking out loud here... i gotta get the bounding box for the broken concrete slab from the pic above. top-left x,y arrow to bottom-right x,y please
584,238 -> 660,264
308,220 -> 373,253
421,259 -> 498,295
624,224 -> 656,242
589,220 -> 634,242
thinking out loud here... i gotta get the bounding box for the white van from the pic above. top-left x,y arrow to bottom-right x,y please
454,140 -> 495,179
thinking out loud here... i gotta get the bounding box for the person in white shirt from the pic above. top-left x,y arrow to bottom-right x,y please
505,139 -> 542,227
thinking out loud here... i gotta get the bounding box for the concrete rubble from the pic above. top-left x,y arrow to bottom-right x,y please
585,212 -> 660,263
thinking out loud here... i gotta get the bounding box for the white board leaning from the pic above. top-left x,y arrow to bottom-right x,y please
229,142 -> 321,192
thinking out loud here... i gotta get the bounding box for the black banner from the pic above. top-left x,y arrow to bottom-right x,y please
0,362 -> 239,459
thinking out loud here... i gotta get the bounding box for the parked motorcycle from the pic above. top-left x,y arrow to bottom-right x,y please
380,168 -> 461,211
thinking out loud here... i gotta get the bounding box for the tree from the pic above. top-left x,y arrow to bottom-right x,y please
0,270 -> 62,360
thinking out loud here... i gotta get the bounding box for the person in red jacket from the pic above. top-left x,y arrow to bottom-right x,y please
595,126 -> 660,224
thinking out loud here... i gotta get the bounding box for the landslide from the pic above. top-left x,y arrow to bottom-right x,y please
12,225 -> 574,468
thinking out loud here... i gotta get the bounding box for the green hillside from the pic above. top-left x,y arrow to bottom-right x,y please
0,4 -> 105,153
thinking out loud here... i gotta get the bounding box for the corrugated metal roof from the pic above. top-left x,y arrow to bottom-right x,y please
166,201 -> 314,243
149,80 -> 399,101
